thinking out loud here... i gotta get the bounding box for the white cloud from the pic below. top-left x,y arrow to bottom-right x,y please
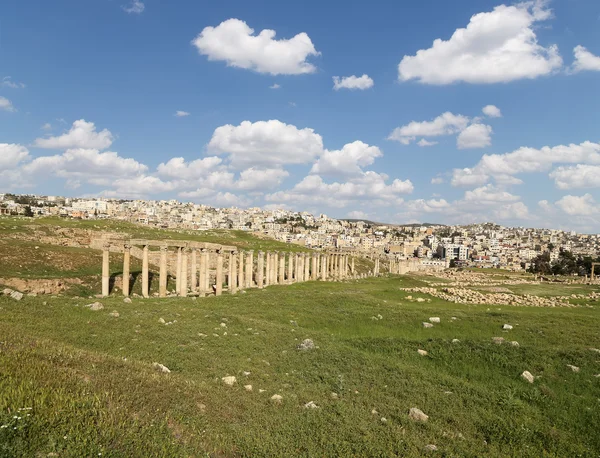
236,167 -> 289,191
22,148 -> 148,179
570,45 -> 600,73
208,119 -> 324,168
388,112 -> 469,145
269,83 -> 281,89
493,202 -> 530,220
157,156 -> 222,180
417,139 -> 438,147
332,74 -> 374,91
123,0 -> 144,14
192,18 -> 320,75
1,77 -> 25,89
538,200 -> 553,212
175,111 -> 190,117
555,194 -> 599,216
549,164 -> 600,189
347,210 -> 369,219
34,119 -> 114,150
398,1 -> 562,84
266,172 -> 413,209
310,141 -> 382,178
464,184 -> 520,203
109,175 -> 176,198
431,177 -> 444,184
0,144 -> 29,169
482,105 -> 502,118
451,140 -> 600,186
457,123 -> 493,149
41,123 -> 52,131
0,96 -> 15,112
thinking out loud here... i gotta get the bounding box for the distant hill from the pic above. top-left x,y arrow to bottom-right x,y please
342,219 -> 446,227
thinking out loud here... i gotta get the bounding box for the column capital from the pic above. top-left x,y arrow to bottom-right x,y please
102,242 -> 111,250
123,243 -> 131,250
258,251 -> 264,255
160,245 -> 169,252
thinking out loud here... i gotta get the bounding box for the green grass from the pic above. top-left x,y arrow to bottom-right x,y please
1,276 -> 599,457
508,283 -> 599,297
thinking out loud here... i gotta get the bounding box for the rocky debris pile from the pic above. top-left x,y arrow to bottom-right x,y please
400,286 -> 577,308
297,339 -> 315,351
2,288 -> 24,301
0,277 -> 83,295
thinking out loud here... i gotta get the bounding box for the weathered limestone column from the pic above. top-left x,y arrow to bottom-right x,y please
229,250 -> 237,294
122,243 -> 131,296
351,257 -> 355,275
311,253 -> 318,280
278,252 -> 285,284
304,253 -> 310,281
102,243 -> 110,297
295,253 -> 301,281
296,253 -> 303,282
142,244 -> 149,298
257,251 -> 264,288
215,250 -> 223,296
273,252 -> 280,284
321,254 -> 327,280
199,248 -> 207,295
159,245 -> 168,298
265,252 -> 271,286
330,254 -> 336,279
238,251 -> 244,290
344,255 -> 348,278
175,247 -> 182,294
287,253 -> 293,283
246,250 -> 254,288
180,248 -> 189,297
204,249 -> 211,294
191,249 -> 198,293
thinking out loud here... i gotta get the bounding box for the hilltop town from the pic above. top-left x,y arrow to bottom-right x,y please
3,193 -> 599,273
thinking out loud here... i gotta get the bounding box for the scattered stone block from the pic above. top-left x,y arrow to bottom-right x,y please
109,311 -> 120,318
492,337 -> 505,345
10,291 -> 23,301
158,317 -> 166,324
297,339 -> 315,351
567,365 -> 580,373
521,371 -> 534,383
2,288 -> 13,296
222,376 -> 236,386
429,317 -> 440,323
244,385 -> 253,392
271,394 -> 283,404
424,444 -> 438,452
422,322 -> 434,328
409,407 -> 429,422
510,341 -> 520,347
153,363 -> 171,373
304,401 -> 319,409
418,349 -> 428,356
123,298 -> 132,303
452,339 -> 460,343
503,324 -> 513,330
86,302 -> 103,311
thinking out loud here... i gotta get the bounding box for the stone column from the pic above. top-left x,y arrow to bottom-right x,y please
175,247 -> 182,293
271,251 -> 279,285
204,249 -> 211,294
190,249 -> 198,293
278,252 -> 285,284
287,253 -> 293,283
304,253 -> 310,281
215,250 -> 223,296
238,251 -> 244,290
246,250 -> 254,288
265,252 -> 271,286
122,243 -> 131,296
199,248 -> 207,296
102,243 -> 110,297
351,257 -> 355,275
257,251 -> 264,288
229,251 -> 237,294
159,245 -> 168,298
295,253 -> 301,281
142,244 -> 149,298
321,254 -> 327,280
311,253 -> 318,280
180,248 -> 189,297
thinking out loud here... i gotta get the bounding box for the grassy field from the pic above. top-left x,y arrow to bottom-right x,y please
1,276 -> 599,457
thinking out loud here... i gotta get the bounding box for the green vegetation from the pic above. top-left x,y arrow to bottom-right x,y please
1,276 -> 599,457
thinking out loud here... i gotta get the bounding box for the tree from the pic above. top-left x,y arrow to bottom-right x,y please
23,206 -> 34,217
449,259 -> 457,268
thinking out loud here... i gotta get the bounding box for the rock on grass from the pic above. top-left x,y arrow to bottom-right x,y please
297,339 -> 315,351
153,363 -> 171,373
222,376 -> 236,386
409,407 -> 428,422
521,371 -> 534,383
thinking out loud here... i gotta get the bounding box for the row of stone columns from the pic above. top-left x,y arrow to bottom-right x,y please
101,243 -> 369,298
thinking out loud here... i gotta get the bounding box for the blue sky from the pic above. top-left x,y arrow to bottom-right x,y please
1,0 -> 600,231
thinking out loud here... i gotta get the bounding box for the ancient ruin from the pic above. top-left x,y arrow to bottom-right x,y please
96,238 -> 361,298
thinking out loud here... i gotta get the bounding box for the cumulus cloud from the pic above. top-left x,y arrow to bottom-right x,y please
398,1 -> 562,84
347,210 -> 369,219
208,119 -> 324,168
570,45 -> 600,73
388,112 -> 469,145
549,164 -> 600,189
236,167 -> 289,191
464,184 -> 520,203
417,139 -> 438,147
0,96 -> 15,112
482,105 -> 502,118
34,119 -> 114,150
157,156 -> 223,180
451,140 -> 600,186
0,144 -> 29,169
175,111 -> 190,117
123,0 -> 145,14
265,172 -> 413,209
310,141 -> 382,178
192,18 -> 320,75
332,74 -> 374,91
555,194 -> 599,216
269,83 -> 281,89
456,124 -> 493,149
431,177 -> 444,184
